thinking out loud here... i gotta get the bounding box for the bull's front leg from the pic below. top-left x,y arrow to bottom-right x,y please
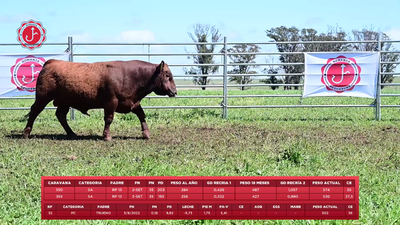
103,99 -> 118,141
132,105 -> 150,139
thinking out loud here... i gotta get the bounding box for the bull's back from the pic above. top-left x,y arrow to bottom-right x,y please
36,60 -> 118,108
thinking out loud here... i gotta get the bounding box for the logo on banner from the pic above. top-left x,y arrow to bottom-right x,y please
321,55 -> 362,93
17,20 -> 46,50
10,55 -> 46,92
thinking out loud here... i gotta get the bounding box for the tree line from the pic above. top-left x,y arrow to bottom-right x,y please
184,24 -> 400,90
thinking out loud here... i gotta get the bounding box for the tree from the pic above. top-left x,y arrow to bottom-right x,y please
225,44 -> 261,90
184,24 -> 222,90
350,28 -> 400,88
261,56 -> 284,90
265,26 -> 349,90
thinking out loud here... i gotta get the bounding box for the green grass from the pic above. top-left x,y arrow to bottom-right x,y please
1,87 -> 400,224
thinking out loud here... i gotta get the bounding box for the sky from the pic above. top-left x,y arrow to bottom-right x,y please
1,0 -> 400,77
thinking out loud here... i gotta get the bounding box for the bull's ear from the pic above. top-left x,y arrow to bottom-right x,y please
159,60 -> 165,71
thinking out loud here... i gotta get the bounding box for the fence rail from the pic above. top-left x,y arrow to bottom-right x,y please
1,36 -> 400,121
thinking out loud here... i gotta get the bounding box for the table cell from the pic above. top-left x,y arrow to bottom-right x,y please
199,211 -> 215,217
75,193 -> 106,200
287,211 -> 304,217
167,193 -> 203,200
167,180 -> 202,187
156,187 -> 166,193
277,180 -> 309,186
204,180 -> 234,187
344,187 -> 355,193
56,211 -> 91,217
129,187 -> 146,193
251,204 -> 267,211
310,187 -> 343,193
235,187 -> 276,194
179,204 -> 198,210
117,204 -> 147,211
347,211 -> 356,217
106,180 -> 128,187
162,204 -> 178,210
232,204 -> 251,211
45,193 -> 74,200
44,180 -> 74,187
91,211 -> 116,217
117,210 -> 147,217
267,204 -> 286,211
167,187 -> 203,193
310,180 -> 344,187
344,180 -> 355,187
162,211 -> 178,217
106,187 -> 128,193
178,210 -> 198,217
216,211 -> 231,217
267,211 -> 286,217
107,193 -> 128,200
346,204 -> 356,210
91,204 -> 116,210
75,180 -> 105,187
344,194 -> 355,200
306,204 -> 345,211
128,180 -> 146,187
147,193 -> 157,200
236,193 -> 276,200
75,187 -> 105,194
45,211 -> 55,217
277,194 -> 309,200
148,204 -> 162,210
44,187 -> 74,194
156,194 -> 166,200
204,187 -> 235,193
129,194 -> 146,200
234,211 -> 251,217
306,211 -> 346,217
204,193 -> 234,200
277,187 -> 309,193
44,204 -> 56,210
57,204 -> 91,211
147,187 -> 156,193
216,204 -> 231,211
287,204 -> 304,211
251,211 -> 267,217
235,180 -> 276,187
199,204 -> 215,210
310,194 -> 343,200
148,210 -> 162,217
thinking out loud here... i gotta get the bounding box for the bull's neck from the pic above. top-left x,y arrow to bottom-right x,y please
134,66 -> 158,101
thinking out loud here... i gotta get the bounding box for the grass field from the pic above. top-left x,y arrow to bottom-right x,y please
1,86 -> 400,224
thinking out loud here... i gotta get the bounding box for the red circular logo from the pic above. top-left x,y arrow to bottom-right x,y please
10,56 -> 46,92
17,20 -> 46,50
321,56 -> 362,93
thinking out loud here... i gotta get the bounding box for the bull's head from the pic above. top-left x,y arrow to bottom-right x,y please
154,60 -> 177,97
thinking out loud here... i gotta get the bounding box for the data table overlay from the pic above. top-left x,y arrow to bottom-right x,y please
41,176 -> 359,220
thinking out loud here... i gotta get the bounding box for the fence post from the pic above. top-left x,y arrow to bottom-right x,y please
222,37 -> 228,119
68,36 -> 76,121
375,33 -> 382,121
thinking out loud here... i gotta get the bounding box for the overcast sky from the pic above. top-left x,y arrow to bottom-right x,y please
1,0 -> 400,76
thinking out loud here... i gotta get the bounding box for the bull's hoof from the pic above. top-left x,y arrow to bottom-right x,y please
67,133 -> 78,140
23,128 -> 31,139
142,130 -> 150,140
104,136 -> 112,142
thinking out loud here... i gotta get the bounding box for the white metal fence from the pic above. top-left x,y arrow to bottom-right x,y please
1,36 -> 400,121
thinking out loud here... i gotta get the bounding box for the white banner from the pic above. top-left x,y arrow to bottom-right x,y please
303,52 -> 379,98
0,52 -> 70,97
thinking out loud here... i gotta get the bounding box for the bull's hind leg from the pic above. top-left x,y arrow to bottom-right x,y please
103,99 -> 118,141
56,105 -> 77,139
132,105 -> 150,139
23,97 -> 52,138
